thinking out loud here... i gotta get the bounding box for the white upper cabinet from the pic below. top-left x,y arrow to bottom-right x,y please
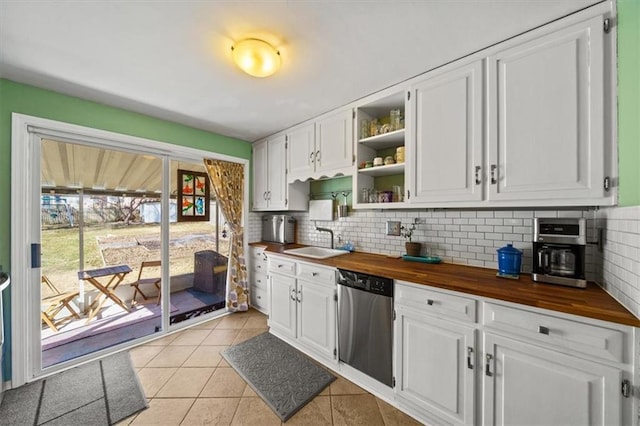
315,108 -> 354,175
252,135 -> 308,211
287,109 -> 354,182
287,123 -> 316,181
407,59 -> 484,204
487,15 -> 608,204
252,140 -> 269,210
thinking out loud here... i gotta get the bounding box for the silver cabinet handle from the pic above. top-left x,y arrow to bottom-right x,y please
290,289 -> 296,301
267,191 -> 271,200
310,152 -> 315,163
538,326 -> 550,335
467,347 -> 474,370
475,166 -> 481,185
296,289 -> 302,303
490,164 -> 497,184
262,253 -> 267,261
263,191 -> 267,200
316,150 -> 321,163
485,354 -> 493,377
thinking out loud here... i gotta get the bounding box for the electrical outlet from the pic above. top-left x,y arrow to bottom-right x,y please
386,221 -> 401,236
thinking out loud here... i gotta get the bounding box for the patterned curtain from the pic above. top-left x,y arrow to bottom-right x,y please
203,159 -> 248,312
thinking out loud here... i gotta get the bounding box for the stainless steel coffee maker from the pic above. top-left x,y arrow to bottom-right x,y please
532,218 -> 587,288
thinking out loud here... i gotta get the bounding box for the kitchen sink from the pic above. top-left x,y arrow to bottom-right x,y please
283,246 -> 350,259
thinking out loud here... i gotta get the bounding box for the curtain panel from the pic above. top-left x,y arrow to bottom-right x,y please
203,159 -> 248,312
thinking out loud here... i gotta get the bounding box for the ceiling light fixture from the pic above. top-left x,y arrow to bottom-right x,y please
231,38 -> 281,78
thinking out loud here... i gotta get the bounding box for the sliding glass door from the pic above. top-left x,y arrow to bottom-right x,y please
40,139 -> 165,367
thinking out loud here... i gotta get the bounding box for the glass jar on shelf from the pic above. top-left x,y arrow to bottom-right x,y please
390,109 -> 401,131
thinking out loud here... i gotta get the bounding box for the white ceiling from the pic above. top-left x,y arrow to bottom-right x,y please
0,0 -> 601,143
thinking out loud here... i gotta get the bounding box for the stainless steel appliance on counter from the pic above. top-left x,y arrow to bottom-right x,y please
337,269 -> 393,387
261,215 -> 296,244
532,218 -> 587,288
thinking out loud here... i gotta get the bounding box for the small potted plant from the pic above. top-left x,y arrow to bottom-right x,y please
401,221 -> 422,257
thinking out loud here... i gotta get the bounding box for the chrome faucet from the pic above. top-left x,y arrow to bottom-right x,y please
316,227 -> 334,249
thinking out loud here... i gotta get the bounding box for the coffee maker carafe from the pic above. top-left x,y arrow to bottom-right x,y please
532,218 -> 586,288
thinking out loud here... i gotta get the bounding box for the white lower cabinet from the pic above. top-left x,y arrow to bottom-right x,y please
248,246 -> 269,314
268,255 -> 337,365
395,305 -> 476,425
482,332 -> 621,426
394,282 -> 635,426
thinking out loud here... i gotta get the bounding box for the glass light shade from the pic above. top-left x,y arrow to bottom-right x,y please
231,38 -> 281,78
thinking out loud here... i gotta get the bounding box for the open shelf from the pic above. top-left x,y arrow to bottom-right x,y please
357,163 -> 405,177
358,129 -> 405,149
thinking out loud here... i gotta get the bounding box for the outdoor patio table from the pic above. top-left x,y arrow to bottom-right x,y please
77,265 -> 132,323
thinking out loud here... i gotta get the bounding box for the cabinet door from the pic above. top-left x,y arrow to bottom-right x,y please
315,109 -> 354,174
268,273 -> 296,339
267,134 -> 288,210
287,123 -> 316,180
395,306 -> 476,425
482,333 -> 621,426
297,279 -> 336,362
252,140 -> 269,210
487,16 -> 604,202
408,60 -> 483,204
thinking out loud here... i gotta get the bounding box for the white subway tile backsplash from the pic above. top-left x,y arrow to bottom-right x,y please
249,204 -> 639,318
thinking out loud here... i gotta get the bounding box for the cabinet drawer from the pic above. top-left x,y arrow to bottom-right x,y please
249,247 -> 268,273
395,281 -> 476,323
268,256 -> 296,276
483,302 -> 624,363
251,287 -> 268,311
297,262 -> 336,286
252,272 -> 268,291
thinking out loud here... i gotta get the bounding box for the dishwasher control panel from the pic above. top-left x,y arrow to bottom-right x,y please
337,269 -> 393,297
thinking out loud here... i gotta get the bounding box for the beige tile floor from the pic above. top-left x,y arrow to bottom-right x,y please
120,309 -> 422,425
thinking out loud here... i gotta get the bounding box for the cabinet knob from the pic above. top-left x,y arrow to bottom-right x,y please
257,279 -> 262,283
312,272 -> 319,277
426,299 -> 434,306
257,295 -> 262,300
538,325 -> 550,335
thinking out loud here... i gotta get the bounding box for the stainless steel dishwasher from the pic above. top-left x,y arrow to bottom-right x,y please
337,268 -> 393,387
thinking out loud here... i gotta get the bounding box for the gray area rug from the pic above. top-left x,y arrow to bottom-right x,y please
222,332 -> 336,421
0,351 -> 147,425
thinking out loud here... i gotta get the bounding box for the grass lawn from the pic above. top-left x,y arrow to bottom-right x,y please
41,221 -> 229,294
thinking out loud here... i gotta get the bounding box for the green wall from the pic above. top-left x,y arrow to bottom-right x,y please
617,0 -> 640,206
0,78 -> 252,380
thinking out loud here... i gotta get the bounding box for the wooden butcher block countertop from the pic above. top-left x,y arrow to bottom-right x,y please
252,242 -> 640,327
